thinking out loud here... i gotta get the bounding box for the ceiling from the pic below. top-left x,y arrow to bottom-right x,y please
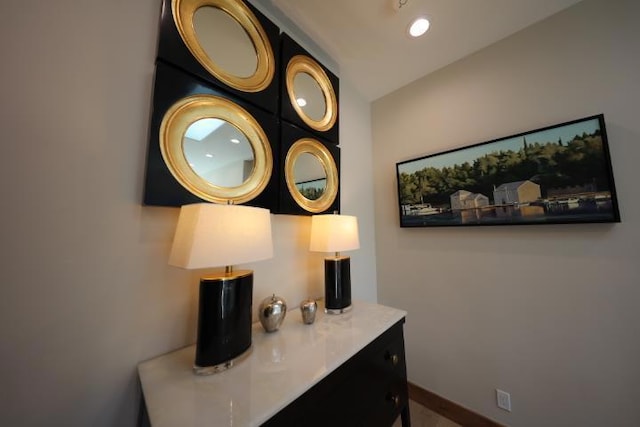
270,0 -> 584,101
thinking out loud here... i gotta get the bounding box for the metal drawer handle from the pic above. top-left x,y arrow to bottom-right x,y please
390,354 -> 399,365
385,351 -> 399,366
387,393 -> 400,408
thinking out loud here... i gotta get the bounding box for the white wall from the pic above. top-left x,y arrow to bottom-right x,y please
0,1 -> 375,425
372,0 -> 640,426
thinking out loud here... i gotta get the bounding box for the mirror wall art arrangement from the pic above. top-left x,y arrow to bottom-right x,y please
143,0 -> 341,214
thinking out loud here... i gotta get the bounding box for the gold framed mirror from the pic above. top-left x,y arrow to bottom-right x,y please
171,0 -> 275,92
285,55 -> 337,132
284,138 -> 338,213
160,94 -> 273,204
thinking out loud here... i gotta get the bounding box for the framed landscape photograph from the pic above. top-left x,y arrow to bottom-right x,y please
396,114 -> 621,227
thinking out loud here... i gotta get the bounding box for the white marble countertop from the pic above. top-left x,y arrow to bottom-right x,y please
138,300 -> 407,427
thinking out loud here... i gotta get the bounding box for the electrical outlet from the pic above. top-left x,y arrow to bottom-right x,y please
496,389 -> 511,412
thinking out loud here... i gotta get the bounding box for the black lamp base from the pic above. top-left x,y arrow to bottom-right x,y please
324,256 -> 352,314
194,270 -> 253,375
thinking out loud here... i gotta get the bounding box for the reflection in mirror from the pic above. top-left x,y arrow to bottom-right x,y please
293,72 -> 326,122
293,152 -> 326,200
193,6 -> 258,78
183,118 -> 254,188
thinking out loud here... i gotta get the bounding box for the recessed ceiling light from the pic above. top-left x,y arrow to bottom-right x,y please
408,17 -> 430,38
296,97 -> 307,107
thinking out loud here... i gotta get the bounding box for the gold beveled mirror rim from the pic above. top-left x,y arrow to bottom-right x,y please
285,138 -> 338,213
172,0 -> 275,92
160,94 -> 273,204
286,55 -> 337,132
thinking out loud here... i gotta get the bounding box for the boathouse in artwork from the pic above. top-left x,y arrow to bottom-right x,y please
450,190 -> 490,210
493,180 -> 541,205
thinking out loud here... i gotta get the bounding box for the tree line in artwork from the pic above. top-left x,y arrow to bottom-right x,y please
299,187 -> 324,200
398,130 -> 609,206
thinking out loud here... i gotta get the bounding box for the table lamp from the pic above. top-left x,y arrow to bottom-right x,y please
309,214 -> 360,314
169,203 -> 273,375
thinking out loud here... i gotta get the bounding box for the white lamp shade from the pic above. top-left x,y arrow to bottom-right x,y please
169,203 -> 273,269
309,214 -> 360,253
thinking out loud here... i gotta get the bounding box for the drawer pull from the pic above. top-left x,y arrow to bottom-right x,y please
385,351 -> 399,366
387,393 -> 400,408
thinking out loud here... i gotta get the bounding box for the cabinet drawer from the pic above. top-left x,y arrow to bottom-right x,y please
263,320 -> 408,427
352,325 -> 408,426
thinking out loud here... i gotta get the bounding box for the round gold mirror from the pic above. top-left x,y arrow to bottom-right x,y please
172,0 -> 275,92
160,94 -> 272,204
286,55 -> 337,132
285,139 -> 338,213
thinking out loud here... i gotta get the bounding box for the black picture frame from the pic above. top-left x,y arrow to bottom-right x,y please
396,114 -> 621,227
143,61 -> 280,210
278,122 -> 340,215
155,0 -> 281,114
280,33 -> 339,144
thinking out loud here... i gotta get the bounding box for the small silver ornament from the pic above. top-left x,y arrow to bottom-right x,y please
300,299 -> 317,324
258,294 -> 287,332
